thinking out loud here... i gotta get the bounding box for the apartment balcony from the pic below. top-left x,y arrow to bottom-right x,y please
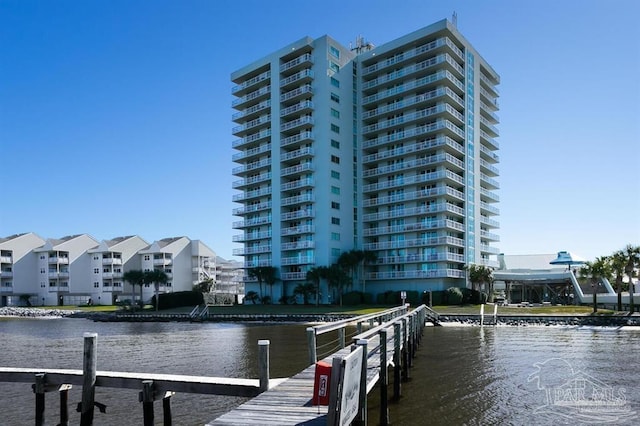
362,37 -> 463,77
280,116 -> 313,133
0,255 -> 13,263
479,73 -> 500,96
364,235 -> 465,251
480,159 -> 499,176
480,173 -> 500,190
102,258 -> 122,265
375,252 -> 465,265
281,225 -> 315,236
232,172 -> 272,189
480,244 -> 501,255
480,230 -> 501,242
281,209 -> 314,221
480,102 -> 500,122
363,219 -> 465,237
281,177 -> 313,191
281,147 -> 314,163
479,116 -> 499,138
362,153 -> 464,179
233,144 -> 272,164
281,255 -> 314,265
232,129 -> 272,150
233,245 -> 272,256
479,88 -> 499,110
48,272 -> 70,279
233,201 -> 272,215
362,103 -> 463,136
480,201 -> 500,215
232,114 -> 271,137
232,100 -> 271,122
280,272 -> 308,281
232,216 -> 272,229
281,131 -> 313,148
480,216 -> 500,228
481,259 -> 500,269
280,100 -> 314,118
0,284 -> 14,292
280,69 -> 313,88
362,186 -> 464,209
282,241 -> 315,251
362,119 -> 464,150
232,186 -> 272,202
363,204 -> 450,221
232,85 -> 271,109
48,256 -> 69,264
362,169 -> 464,194
232,70 -> 271,96
479,144 -> 500,163
48,285 -> 70,292
232,158 -> 272,176
153,258 -> 172,266
480,130 -> 499,150
0,270 -> 13,278
282,193 -> 314,207
480,188 -> 500,203
366,268 -> 465,280
281,162 -> 313,177
280,53 -> 313,73
243,259 -> 273,269
363,136 -> 463,164
102,272 -> 123,279
362,84 -> 463,121
232,231 -> 272,242
280,85 -> 313,103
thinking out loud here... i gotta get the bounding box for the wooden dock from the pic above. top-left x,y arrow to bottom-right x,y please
209,305 -> 435,425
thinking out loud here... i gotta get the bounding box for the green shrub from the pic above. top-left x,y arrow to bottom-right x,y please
342,291 -> 364,305
153,291 -> 204,310
431,290 -> 445,305
446,287 -> 463,305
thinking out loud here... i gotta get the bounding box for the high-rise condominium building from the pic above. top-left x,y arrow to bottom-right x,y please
231,19 -> 500,301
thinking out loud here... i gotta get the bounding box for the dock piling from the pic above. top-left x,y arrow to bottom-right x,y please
258,340 -> 270,392
34,372 -> 46,426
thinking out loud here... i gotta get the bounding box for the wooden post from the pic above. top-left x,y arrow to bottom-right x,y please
401,318 -> 409,380
379,328 -> 389,426
80,332 -> 97,426
393,322 -> 402,400
141,380 -> 155,426
59,384 -> 72,426
480,304 -> 485,326
306,327 -> 317,365
355,339 -> 368,426
162,391 -> 175,426
258,339 -> 270,392
407,315 -> 414,367
327,356 -> 344,426
34,373 -> 46,426
338,328 -> 345,349
357,321 -> 363,334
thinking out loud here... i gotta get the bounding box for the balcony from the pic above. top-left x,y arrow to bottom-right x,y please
480,188 -> 500,202
480,159 -> 499,176
102,258 -> 122,265
480,201 -> 500,215
282,240 -> 315,251
48,256 -> 69,264
280,85 -> 312,103
362,153 -> 464,179
280,53 -> 313,73
153,258 -> 172,266
102,272 -> 123,279
479,88 -> 499,109
363,235 -> 465,251
243,259 -> 273,269
232,231 -> 272,242
232,158 -> 271,175
480,230 -> 500,241
232,129 -> 272,150
363,104 -> 463,136
282,193 -> 314,206
281,225 -> 315,236
366,268 -> 465,280
0,255 -> 13,263
375,252 -> 465,264
362,119 -> 464,150
232,70 -> 270,96
233,201 -> 272,215
479,116 -> 499,137
280,271 -> 308,281
480,130 -> 499,150
232,85 -> 271,109
281,255 -> 314,265
281,209 -> 314,221
233,245 -> 273,256
281,162 -> 313,177
480,173 -> 500,190
480,244 -> 500,255
232,172 -> 272,189
0,284 -> 14,292
281,131 -> 313,148
281,177 -> 313,191
280,115 -> 313,133
281,147 -> 314,163
479,73 -> 500,96
232,216 -> 272,229
232,114 -> 271,137
363,219 -> 465,236
480,216 -> 500,228
280,69 -> 313,88
232,143 -> 272,162
479,145 -> 500,163
232,186 -> 272,202
232,100 -> 271,122
280,100 -> 314,118
0,270 -> 13,278
48,272 -> 70,279
362,84 -> 463,121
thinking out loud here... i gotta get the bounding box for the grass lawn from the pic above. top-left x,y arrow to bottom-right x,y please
433,304 -> 616,315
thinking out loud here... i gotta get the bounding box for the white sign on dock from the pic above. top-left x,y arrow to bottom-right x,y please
339,346 -> 363,426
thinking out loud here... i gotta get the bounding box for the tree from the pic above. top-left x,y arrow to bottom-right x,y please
193,279 -> 214,293
465,264 -> 494,301
609,251 -> 627,311
306,266 -> 328,307
247,266 -> 277,302
359,250 -> 377,294
623,245 -> 640,313
337,250 -> 377,294
123,270 -> 145,311
293,283 -> 316,305
245,291 -> 260,305
263,267 -> 278,304
145,269 -> 169,311
579,257 -> 612,313
327,264 -> 350,306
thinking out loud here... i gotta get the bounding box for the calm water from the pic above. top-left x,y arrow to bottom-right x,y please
1,318 -> 638,425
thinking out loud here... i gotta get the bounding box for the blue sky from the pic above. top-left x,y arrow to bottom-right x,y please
1,0 -> 638,261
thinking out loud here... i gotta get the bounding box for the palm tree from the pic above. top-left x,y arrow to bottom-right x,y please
623,245 -> 640,313
579,257 -> 612,313
306,266 -> 328,307
327,264 -> 350,306
123,270 -> 145,311
360,250 -> 377,294
610,251 -> 627,311
293,282 -> 316,305
247,266 -> 276,302
145,269 -> 168,311
465,264 -> 494,301
245,291 -> 260,305
263,267 -> 278,304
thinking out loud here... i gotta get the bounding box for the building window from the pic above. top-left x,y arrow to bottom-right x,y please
144,255 -> 150,261
94,268 -> 100,274
331,139 -> 340,149
331,155 -> 340,164
330,61 -> 340,73
331,108 -> 340,118
94,282 -> 100,288
331,232 -> 340,241
330,46 -> 340,58
332,217 -> 341,225
331,201 -> 340,209
330,77 -> 340,88
331,92 -> 340,103
331,124 -> 340,133
331,186 -> 340,195
331,170 -> 340,179
331,248 -> 341,257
